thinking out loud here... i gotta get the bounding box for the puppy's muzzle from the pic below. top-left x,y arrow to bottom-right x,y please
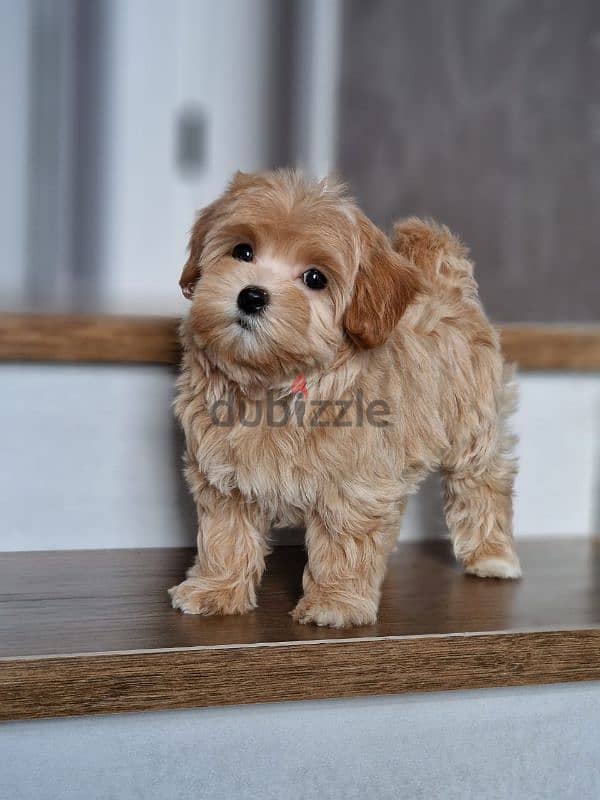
237,285 -> 270,315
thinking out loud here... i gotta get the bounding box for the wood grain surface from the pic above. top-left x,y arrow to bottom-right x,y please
500,325 -> 600,370
1,540 -> 600,720
1,314 -> 599,370
0,313 -> 179,364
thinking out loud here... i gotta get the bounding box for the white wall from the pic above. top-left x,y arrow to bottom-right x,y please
1,365 -> 598,551
515,374 -> 600,535
292,0 -> 343,177
99,0 -> 290,315
0,0 -> 300,315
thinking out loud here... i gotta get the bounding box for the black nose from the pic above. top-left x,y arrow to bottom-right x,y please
237,285 -> 269,315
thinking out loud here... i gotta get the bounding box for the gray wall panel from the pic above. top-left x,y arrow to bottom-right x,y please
338,0 -> 600,321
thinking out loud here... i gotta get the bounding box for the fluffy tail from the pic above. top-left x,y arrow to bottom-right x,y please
392,217 -> 474,288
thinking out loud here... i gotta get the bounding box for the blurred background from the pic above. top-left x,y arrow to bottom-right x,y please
2,0 -> 599,320
1,0 -> 599,551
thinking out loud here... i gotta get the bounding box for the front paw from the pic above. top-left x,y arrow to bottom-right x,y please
291,593 -> 377,628
168,578 -> 255,616
465,554 -> 522,579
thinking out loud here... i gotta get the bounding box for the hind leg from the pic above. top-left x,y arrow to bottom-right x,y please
443,429 -> 521,579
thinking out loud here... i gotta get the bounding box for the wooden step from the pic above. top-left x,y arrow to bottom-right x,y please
1,539 -> 599,721
1,313 -> 600,370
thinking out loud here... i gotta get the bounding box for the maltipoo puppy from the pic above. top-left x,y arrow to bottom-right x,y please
169,170 -> 520,628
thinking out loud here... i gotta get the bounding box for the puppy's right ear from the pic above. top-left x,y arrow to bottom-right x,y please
179,203 -> 217,299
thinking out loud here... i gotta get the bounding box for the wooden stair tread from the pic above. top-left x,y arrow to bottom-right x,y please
1,539 -> 599,720
1,313 -> 600,370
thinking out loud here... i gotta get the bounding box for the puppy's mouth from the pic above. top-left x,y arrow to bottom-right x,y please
236,315 -> 254,331
199,295 -> 319,387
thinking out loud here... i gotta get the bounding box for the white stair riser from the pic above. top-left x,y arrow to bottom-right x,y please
1,365 -> 598,551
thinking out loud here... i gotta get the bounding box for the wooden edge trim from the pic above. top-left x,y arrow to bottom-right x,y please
500,325 -> 600,371
2,629 -> 599,721
0,314 -> 180,365
0,314 -> 599,370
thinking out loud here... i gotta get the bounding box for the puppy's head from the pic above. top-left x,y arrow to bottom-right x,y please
180,170 -> 419,387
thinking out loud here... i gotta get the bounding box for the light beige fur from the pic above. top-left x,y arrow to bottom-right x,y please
169,170 -> 521,628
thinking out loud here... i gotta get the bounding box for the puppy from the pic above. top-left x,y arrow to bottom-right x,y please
169,169 -> 520,628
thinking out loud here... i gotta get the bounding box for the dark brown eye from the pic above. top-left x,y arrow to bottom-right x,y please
302,268 -> 328,290
232,243 -> 254,262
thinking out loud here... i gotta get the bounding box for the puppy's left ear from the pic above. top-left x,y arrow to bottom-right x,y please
179,203 -> 217,299
344,213 -> 420,348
